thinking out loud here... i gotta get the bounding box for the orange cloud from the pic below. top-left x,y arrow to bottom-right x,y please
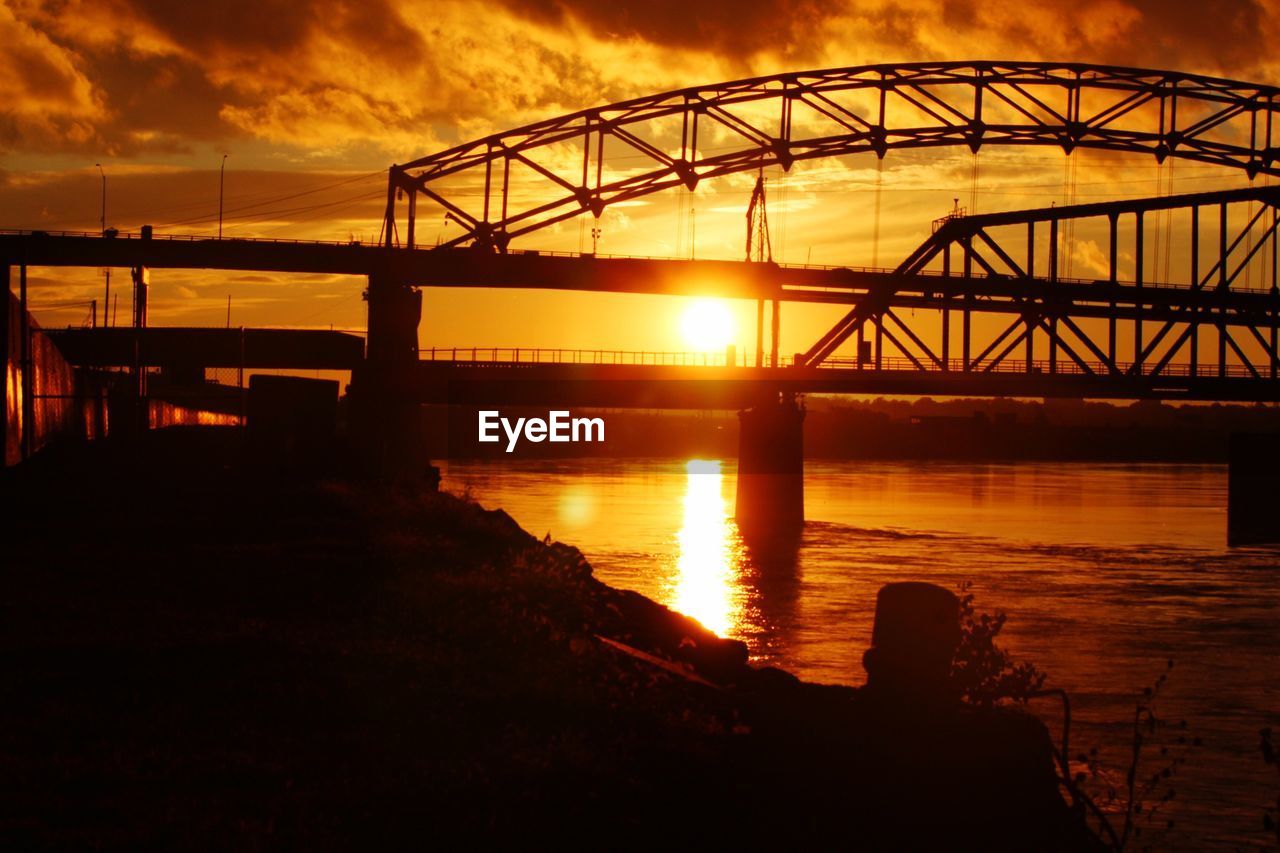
7,0 -> 1280,161
0,1 -> 104,152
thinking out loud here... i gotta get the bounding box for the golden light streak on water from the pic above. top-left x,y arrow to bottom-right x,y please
557,486 -> 597,529
671,459 -> 745,636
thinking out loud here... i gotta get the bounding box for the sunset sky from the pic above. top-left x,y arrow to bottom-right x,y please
5,0 -> 1280,358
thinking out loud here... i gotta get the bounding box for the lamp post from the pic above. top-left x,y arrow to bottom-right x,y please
219,153 -> 228,239
95,163 -> 106,234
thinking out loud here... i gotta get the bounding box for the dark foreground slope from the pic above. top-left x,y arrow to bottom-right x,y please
1,430 -> 1099,850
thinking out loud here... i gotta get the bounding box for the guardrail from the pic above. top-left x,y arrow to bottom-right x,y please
0,228 -> 371,247
424,347 -> 747,367
0,229 -> 890,272
422,346 -> 1276,379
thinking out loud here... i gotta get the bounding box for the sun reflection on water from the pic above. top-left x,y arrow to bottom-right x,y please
671,459 -> 746,636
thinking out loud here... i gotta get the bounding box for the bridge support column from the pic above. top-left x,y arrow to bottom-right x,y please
735,393 -> 805,533
755,299 -> 764,367
350,273 -> 430,478
1228,432 -> 1280,546
1,262 -> 9,464
770,298 -> 780,367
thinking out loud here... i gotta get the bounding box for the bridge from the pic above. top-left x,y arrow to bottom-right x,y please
411,348 -> 1275,410
5,61 -> 1280,528
8,183 -> 1279,401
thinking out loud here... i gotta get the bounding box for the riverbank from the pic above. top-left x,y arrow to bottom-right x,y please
2,429 -> 1098,849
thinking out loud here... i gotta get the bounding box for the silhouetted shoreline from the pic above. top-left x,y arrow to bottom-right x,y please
424,397 -> 1280,461
3,429 -> 1099,849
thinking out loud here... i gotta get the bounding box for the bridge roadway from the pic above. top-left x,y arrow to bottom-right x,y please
404,354 -> 1280,407
8,231 -> 1280,404
6,232 -> 1275,322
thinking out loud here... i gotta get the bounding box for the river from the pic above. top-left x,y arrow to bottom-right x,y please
438,458 -> 1280,849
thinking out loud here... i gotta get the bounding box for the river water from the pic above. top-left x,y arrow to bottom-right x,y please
438,458 -> 1280,849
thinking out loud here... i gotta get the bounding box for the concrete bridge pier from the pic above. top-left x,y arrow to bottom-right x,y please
1228,432 -> 1280,545
735,392 -> 805,533
350,273 -> 428,478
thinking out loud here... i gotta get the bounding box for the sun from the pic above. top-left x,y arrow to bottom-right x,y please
679,298 -> 734,352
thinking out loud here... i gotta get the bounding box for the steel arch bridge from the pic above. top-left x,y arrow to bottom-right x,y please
385,61 -> 1280,251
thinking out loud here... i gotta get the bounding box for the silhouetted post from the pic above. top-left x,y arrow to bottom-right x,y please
95,164 -> 106,234
219,153 -> 228,239
735,392 -> 804,532
352,273 -> 428,477
1228,432 -> 1280,545
246,374 -> 339,471
19,265 -> 31,459
131,265 -> 149,434
131,266 -> 148,331
2,262 -> 10,464
862,582 -> 961,707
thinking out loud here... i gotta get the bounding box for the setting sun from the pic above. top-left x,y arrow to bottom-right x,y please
679,298 -> 735,352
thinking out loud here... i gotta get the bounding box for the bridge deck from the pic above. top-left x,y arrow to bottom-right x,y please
4,233 -> 1274,312
403,357 -> 1280,407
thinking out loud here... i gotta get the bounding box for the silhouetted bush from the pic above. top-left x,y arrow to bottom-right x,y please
950,589 -> 1203,851
1071,661 -> 1199,851
951,583 -> 1046,707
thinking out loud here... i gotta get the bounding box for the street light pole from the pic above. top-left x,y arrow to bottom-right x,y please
95,163 -> 106,234
219,153 -> 228,239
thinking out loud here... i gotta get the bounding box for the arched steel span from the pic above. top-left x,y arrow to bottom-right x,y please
385,61 -> 1280,251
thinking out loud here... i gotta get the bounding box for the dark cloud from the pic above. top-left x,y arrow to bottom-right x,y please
127,0 -> 318,53
125,0 -> 426,64
2,0 -> 430,155
6,0 -> 1280,161
508,0 -> 1279,84
493,0 -> 845,60
935,0 -> 1275,81
1120,0 -> 1270,75
89,47 -> 244,149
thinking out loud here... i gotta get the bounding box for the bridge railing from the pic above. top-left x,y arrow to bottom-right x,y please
820,355 -> 1268,378
422,346 -> 754,367
422,347 -> 1272,379
0,228 -> 376,247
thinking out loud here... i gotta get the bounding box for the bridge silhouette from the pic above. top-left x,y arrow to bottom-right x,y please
4,61 -> 1280,524
8,183 -> 1279,404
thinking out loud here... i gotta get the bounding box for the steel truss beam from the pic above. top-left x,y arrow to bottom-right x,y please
386,62 -> 1280,251
795,186 -> 1280,381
